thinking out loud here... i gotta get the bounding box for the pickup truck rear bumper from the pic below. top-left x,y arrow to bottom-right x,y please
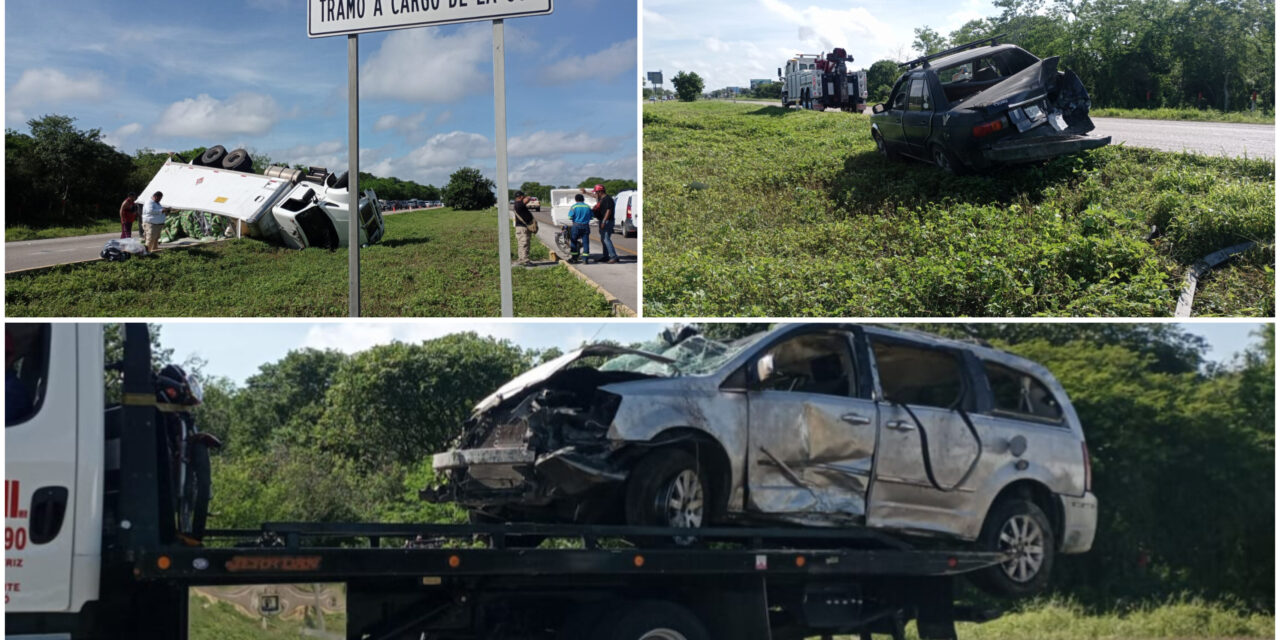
983,135 -> 1111,164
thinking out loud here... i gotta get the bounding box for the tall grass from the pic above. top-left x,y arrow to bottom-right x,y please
642,101 -> 1274,317
941,596 -> 1275,639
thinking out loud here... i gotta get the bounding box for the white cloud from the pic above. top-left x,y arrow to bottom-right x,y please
643,8 -> 672,26
103,122 -> 143,149
154,93 -> 281,138
507,131 -> 618,157
277,139 -> 346,168
542,39 -> 636,85
373,111 -> 427,136
301,323 -> 524,354
760,0 -> 895,52
8,67 -> 107,107
360,26 -> 491,102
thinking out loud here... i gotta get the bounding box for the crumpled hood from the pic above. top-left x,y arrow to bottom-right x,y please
472,345 -> 676,414
956,56 -> 1060,110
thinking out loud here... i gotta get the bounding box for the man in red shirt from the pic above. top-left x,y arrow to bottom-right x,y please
119,192 -> 138,238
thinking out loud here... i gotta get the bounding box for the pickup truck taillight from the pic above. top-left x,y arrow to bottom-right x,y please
972,118 -> 1005,138
1082,442 -> 1092,493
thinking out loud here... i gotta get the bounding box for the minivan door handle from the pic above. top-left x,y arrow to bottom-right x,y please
841,413 -> 872,425
886,420 -> 916,432
29,486 -> 69,545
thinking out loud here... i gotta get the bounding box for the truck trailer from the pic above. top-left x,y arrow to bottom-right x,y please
6,323 -> 1009,640
139,146 -> 384,250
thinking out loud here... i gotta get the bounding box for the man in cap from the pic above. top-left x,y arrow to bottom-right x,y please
582,184 -> 619,264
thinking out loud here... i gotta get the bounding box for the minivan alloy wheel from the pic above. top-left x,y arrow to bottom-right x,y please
998,514 -> 1045,582
659,469 -> 704,528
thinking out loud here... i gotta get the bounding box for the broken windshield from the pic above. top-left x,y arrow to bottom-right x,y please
599,332 -> 768,377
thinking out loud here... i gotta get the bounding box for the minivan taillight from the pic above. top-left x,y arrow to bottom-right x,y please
626,201 -> 632,221
1082,442 -> 1092,493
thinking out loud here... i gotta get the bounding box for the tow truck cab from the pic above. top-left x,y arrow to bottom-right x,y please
6,324 -> 105,617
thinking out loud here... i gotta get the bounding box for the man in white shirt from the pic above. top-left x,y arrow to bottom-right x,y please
141,191 -> 170,253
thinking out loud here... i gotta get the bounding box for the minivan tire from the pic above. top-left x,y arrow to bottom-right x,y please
625,448 -> 707,546
969,498 -> 1055,598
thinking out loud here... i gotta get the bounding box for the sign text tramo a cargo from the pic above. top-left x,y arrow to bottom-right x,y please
309,0 -> 552,37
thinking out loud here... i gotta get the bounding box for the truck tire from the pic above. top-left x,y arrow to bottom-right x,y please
599,600 -> 710,640
781,92 -> 789,107
625,449 -> 707,546
969,499 -> 1055,598
198,145 -> 227,167
221,148 -> 253,173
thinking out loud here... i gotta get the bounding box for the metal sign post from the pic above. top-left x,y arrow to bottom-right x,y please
348,34 -> 360,317
493,19 -> 513,317
308,0 -> 552,318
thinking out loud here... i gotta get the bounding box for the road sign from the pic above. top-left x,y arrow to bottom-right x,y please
308,0 -> 553,38
647,71 -> 663,85
311,0 -> 552,316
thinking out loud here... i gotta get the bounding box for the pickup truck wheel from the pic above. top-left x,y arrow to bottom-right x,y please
873,131 -> 898,160
598,600 -> 710,640
931,145 -> 966,176
970,499 -> 1055,597
221,148 -> 253,173
625,449 -> 707,546
198,145 -> 227,167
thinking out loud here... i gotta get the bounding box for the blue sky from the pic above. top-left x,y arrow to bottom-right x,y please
644,0 -> 998,91
158,321 -> 1269,385
5,0 -> 637,188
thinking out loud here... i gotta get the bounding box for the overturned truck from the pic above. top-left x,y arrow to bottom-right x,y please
139,145 -> 384,249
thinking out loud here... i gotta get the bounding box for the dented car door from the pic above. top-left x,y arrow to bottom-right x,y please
745,328 -> 877,522
865,335 -> 983,538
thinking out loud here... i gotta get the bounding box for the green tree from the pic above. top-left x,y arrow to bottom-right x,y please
866,59 -> 902,102
912,26 -> 948,55
316,333 -> 533,470
225,348 -> 348,452
672,71 -> 704,102
7,115 -> 133,226
441,167 -> 496,210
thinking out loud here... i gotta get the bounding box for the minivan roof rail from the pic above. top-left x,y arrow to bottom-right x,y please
900,34 -> 1005,70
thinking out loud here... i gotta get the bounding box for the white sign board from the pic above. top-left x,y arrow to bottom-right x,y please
309,0 -> 553,37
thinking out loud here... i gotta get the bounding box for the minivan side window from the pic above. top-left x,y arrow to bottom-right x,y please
870,340 -> 964,409
6,323 -> 50,426
756,333 -> 857,398
983,361 -> 1064,424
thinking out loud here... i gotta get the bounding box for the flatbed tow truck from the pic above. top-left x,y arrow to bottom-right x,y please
6,324 -> 1006,640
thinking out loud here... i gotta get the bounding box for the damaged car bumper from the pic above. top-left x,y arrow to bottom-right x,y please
1058,491 -> 1098,554
983,134 -> 1111,164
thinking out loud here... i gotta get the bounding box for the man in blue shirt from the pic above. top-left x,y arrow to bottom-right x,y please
567,193 -> 593,264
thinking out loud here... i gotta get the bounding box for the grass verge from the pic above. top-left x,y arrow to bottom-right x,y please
5,208 -> 614,317
642,101 -> 1273,317
1091,107 -> 1274,124
7,218 -> 122,241
927,597 -> 1274,639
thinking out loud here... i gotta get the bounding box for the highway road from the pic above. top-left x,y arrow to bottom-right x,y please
719,99 -> 1275,159
517,205 -> 639,315
4,205 -> 439,273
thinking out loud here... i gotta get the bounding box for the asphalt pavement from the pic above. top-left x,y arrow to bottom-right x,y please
1090,117 -> 1273,159
521,206 -> 638,315
5,232 -> 226,272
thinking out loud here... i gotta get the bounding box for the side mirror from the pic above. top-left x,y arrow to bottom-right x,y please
755,354 -> 776,384
777,68 -> 782,77
872,103 -> 886,114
